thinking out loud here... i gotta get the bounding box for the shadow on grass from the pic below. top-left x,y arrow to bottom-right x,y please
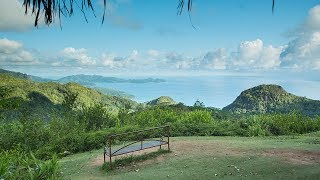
101,149 -> 171,172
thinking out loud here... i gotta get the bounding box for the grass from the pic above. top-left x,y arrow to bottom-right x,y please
59,134 -> 320,179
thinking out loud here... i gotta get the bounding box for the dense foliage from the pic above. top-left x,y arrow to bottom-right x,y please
0,148 -> 59,179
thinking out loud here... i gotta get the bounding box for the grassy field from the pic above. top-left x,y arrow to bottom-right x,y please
60,133 -> 320,179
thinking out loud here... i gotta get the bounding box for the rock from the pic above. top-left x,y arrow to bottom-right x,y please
63,151 -> 71,156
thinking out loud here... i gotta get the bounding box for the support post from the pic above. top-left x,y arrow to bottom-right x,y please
109,137 -> 112,169
167,125 -> 170,151
140,133 -> 143,150
103,147 -> 106,163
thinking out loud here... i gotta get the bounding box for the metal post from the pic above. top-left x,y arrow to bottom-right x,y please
167,125 -> 170,151
140,133 -> 143,150
109,137 -> 112,169
104,147 -> 106,163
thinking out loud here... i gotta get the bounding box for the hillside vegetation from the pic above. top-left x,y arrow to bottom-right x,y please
223,84 -> 320,116
0,74 -> 138,121
146,96 -> 178,106
0,68 -> 50,82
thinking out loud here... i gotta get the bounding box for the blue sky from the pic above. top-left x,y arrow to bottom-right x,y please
0,0 -> 320,77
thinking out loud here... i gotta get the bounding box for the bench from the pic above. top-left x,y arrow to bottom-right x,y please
104,125 -> 170,168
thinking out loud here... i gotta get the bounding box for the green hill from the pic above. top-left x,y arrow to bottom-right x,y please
0,74 -> 138,121
0,68 -> 51,82
223,84 -> 320,116
147,96 -> 177,106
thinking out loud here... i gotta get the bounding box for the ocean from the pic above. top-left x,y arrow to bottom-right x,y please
95,75 -> 320,109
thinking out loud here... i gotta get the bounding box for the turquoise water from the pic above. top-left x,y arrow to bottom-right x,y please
96,76 -> 320,108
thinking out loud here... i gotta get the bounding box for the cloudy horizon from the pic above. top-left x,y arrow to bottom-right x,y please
0,0 -> 320,78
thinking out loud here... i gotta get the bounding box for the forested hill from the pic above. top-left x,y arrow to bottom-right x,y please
223,84 -> 320,116
0,68 -> 51,82
0,74 -> 139,121
147,96 -> 178,106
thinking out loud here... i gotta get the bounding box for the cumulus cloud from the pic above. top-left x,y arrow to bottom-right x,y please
232,39 -> 282,69
0,38 -> 22,53
0,38 -> 37,66
100,50 -> 139,69
61,47 -> 96,66
201,49 -> 228,70
0,0 -> 35,32
304,5 -> 320,32
147,49 -> 160,57
280,5 -> 320,70
101,53 -> 125,69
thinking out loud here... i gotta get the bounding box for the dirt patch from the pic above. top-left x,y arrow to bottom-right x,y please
262,149 -> 320,165
90,140 -> 247,167
90,147 -> 166,167
170,140 -> 248,157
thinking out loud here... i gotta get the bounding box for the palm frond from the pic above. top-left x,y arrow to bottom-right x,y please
22,0 -> 103,27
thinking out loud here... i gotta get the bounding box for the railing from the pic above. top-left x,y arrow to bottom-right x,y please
104,125 -> 170,169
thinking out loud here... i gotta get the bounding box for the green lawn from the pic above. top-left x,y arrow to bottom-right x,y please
60,134 -> 320,179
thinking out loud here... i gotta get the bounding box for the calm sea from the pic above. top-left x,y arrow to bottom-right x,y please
95,75 -> 320,108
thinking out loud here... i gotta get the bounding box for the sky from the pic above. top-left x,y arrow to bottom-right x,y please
0,0 -> 320,78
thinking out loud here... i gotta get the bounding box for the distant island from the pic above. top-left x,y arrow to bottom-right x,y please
57,74 -> 166,86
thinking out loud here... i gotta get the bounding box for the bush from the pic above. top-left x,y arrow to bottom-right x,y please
0,148 -> 60,180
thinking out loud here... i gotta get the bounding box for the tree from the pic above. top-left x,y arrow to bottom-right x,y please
62,90 -> 78,111
193,100 -> 205,108
22,0 -> 276,27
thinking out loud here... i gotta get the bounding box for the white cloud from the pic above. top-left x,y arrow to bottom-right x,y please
148,49 -> 160,57
201,49 -> 228,70
0,38 -> 22,53
280,5 -> 320,70
238,39 -> 263,62
101,53 -> 120,68
305,5 -> 320,32
0,0 -> 35,32
232,39 -> 282,69
281,32 -> 320,70
129,50 -> 139,60
61,47 -> 96,65
0,38 -> 37,65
